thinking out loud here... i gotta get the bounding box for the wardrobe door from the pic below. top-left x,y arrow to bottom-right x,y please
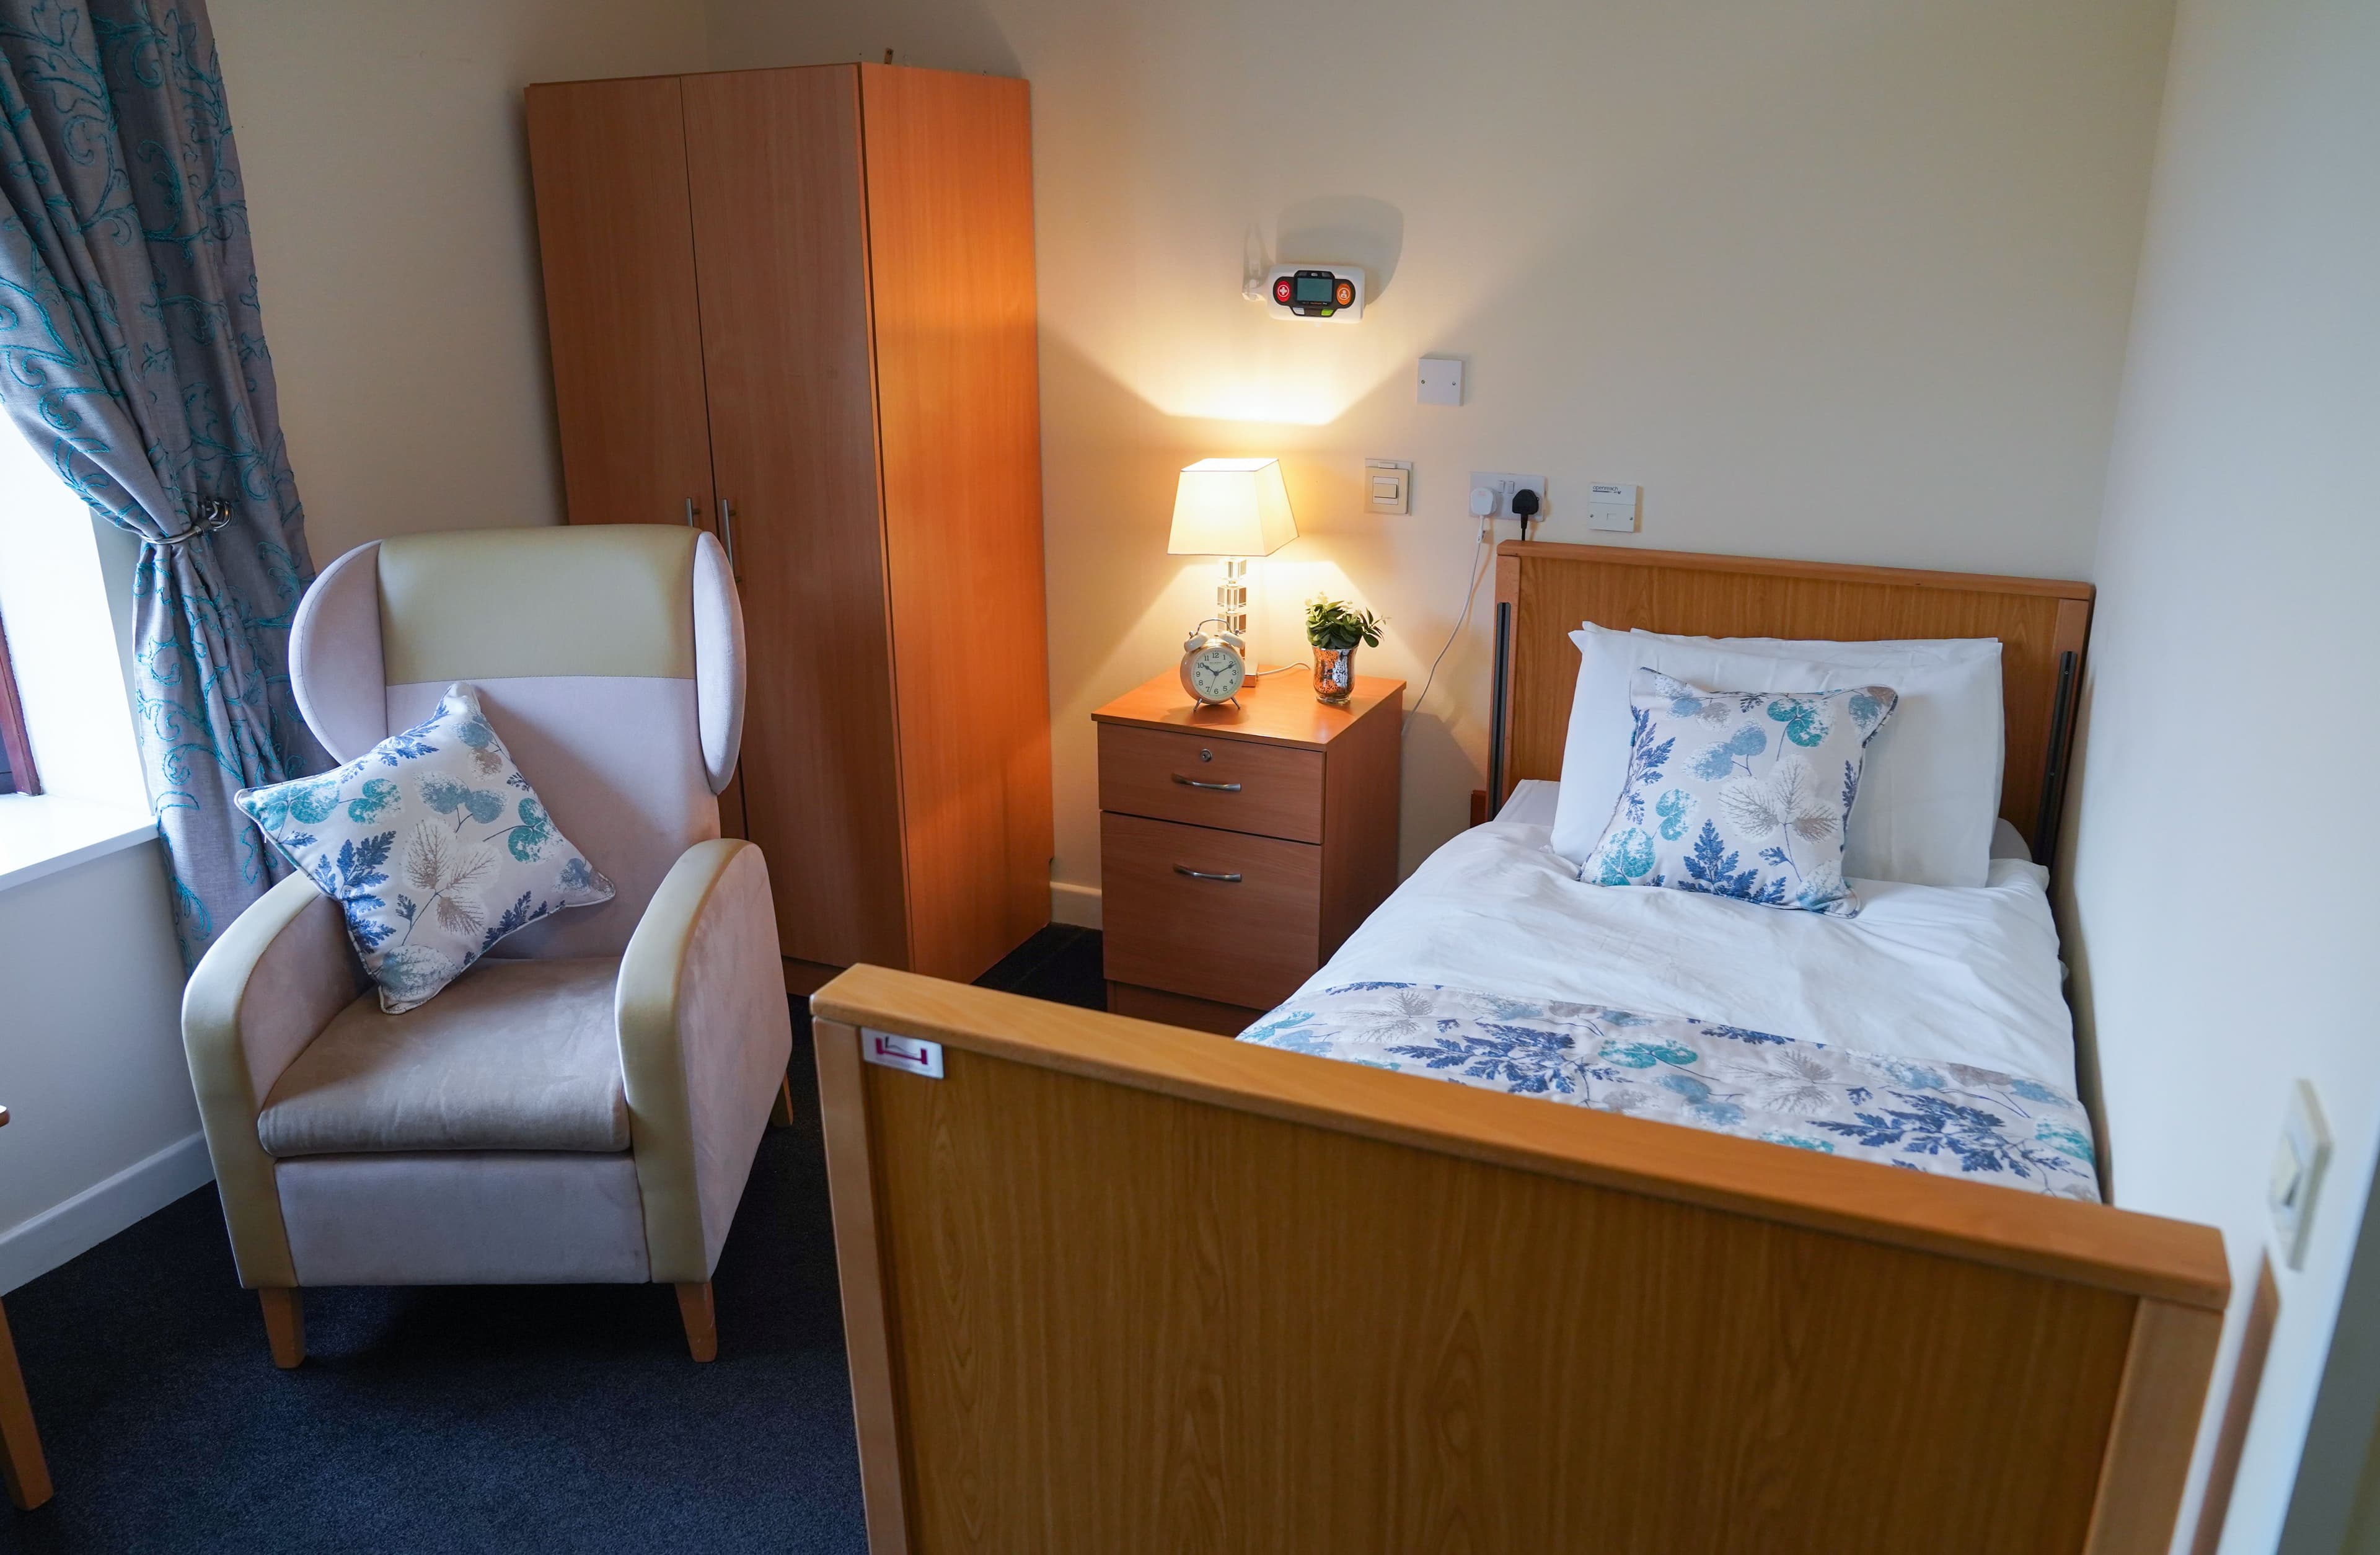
860,66 -> 1053,982
526,78 -> 716,532
682,66 -> 909,970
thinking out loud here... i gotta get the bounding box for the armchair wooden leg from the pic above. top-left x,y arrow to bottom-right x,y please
769,1075 -> 796,1127
0,1300 -> 52,1511
676,1281 -> 718,1363
258,1288 -> 306,1370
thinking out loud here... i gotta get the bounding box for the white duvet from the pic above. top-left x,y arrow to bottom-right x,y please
1288,780 -> 2079,1088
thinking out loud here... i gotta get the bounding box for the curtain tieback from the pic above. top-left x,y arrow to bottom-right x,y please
152,499 -> 233,547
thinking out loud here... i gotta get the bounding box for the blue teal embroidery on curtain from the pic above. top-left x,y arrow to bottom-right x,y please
0,0 -> 324,965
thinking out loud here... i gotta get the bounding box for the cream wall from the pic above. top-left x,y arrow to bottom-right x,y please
211,0 -> 711,562
707,0 -> 2174,890
2059,0 -> 2380,1549
0,842 -> 198,1293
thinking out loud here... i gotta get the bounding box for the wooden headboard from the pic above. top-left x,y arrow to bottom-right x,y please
1489,542 -> 2094,856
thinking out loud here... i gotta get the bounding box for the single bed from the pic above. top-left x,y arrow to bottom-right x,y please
1243,778 -> 2099,1197
810,541 -> 2228,1555
1282,780 -> 2068,1081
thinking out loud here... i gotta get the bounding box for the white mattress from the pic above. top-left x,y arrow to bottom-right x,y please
1291,779 -> 2078,1086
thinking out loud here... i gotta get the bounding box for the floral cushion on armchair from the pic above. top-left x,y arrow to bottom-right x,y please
1581,669 -> 1898,917
236,682 -> 614,1012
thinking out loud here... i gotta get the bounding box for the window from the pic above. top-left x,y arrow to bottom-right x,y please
0,422 -> 146,813
0,607 -> 34,796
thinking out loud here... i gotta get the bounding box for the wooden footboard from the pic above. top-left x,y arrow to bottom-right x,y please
812,967 -> 2228,1555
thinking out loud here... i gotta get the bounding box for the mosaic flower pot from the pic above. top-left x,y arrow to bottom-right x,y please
1311,645 -> 1356,704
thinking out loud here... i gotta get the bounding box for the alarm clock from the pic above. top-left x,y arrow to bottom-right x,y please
1180,628 -> 1248,706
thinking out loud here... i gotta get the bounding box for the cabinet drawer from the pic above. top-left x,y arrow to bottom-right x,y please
1100,813 -> 1320,1011
1098,724 -> 1324,842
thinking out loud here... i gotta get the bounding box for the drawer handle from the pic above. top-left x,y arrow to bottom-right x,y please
1173,865 -> 1243,884
1171,774 -> 1243,792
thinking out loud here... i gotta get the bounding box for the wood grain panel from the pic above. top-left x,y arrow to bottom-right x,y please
1493,542 -> 2093,852
1101,814 -> 1320,1009
1092,669 -> 1401,751
0,1109 -> 49,1512
525,77 -> 716,531
815,971 -> 2230,1308
782,957 -> 844,999
1318,681 -> 1403,952
682,66 -> 909,969
2085,1297 -> 2225,1555
0,1298 -> 48,1511
860,64 -> 1052,982
814,1019 -> 912,1555
853,1026 -> 2136,1553
1106,981 -> 1264,1037
2190,1255 -> 2280,1555
1098,723 -> 1324,842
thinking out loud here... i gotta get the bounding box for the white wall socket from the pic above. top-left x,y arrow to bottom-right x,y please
1468,472 -> 1546,522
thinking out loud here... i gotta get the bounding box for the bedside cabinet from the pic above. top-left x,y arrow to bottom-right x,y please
1093,670 -> 1404,1036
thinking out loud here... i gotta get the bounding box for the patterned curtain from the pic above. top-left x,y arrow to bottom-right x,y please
0,0 -> 323,965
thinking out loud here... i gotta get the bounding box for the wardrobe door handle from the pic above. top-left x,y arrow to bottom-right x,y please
1171,774 -> 1242,792
1173,865 -> 1243,884
683,498 -> 697,526
718,498 -> 738,575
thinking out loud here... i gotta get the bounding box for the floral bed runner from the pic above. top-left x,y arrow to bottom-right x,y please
1238,983 -> 2100,1201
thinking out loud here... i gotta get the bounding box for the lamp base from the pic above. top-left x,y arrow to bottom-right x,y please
1214,555 -> 1251,643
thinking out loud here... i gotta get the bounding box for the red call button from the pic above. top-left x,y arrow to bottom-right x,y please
1274,278 -> 1294,304
1334,280 -> 1355,307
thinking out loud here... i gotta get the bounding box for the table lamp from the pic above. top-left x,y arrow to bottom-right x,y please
1168,457 -> 1297,651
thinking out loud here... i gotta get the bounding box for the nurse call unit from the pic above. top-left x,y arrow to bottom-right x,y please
1263,265 -> 1364,322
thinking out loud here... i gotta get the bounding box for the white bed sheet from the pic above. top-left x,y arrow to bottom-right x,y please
1291,779 -> 2078,1086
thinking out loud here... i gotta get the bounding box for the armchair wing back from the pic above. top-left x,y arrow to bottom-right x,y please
289,526 -> 747,957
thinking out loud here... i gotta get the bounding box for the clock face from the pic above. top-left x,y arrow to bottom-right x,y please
1188,643 -> 1245,703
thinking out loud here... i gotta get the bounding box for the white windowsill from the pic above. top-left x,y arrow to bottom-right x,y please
0,793 -> 159,896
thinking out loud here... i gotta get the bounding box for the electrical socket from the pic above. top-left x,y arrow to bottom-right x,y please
1466,472 -> 1548,521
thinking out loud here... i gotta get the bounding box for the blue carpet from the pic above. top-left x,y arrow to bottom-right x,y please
0,928 -> 1106,1555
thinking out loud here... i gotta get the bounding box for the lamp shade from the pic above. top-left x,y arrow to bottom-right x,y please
1167,457 -> 1297,557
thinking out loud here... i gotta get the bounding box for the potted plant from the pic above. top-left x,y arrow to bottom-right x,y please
1304,596 -> 1385,705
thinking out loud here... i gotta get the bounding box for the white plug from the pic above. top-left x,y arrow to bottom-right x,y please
1468,485 -> 1497,540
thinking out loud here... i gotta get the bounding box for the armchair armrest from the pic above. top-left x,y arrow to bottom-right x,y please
617,839 -> 793,1284
182,871 -> 365,1287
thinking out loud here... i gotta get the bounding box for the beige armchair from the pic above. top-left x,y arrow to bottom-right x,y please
182,526 -> 793,1365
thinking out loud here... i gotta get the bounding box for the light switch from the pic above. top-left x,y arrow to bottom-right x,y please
1365,459 -> 1411,514
1417,357 -> 1463,407
2271,1078 -> 2332,1270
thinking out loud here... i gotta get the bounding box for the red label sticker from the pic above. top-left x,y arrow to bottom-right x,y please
862,1031 -> 945,1078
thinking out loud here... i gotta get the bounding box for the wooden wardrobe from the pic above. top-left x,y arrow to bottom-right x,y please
525,63 -> 1052,985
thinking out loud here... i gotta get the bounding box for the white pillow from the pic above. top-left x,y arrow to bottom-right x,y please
1548,625 -> 2003,887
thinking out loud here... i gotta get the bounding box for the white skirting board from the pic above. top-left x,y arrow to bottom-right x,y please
0,1130 -> 213,1295
1051,880 -> 1101,930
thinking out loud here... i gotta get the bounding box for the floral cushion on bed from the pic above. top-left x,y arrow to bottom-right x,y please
236,682 -> 614,1013
1583,669 -> 1897,917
